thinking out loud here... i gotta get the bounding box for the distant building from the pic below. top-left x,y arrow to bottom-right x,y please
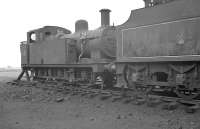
143,0 -> 179,7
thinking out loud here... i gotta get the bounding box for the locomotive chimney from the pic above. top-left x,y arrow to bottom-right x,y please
99,9 -> 111,27
75,20 -> 88,32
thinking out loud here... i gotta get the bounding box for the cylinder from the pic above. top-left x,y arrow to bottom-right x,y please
75,20 -> 88,32
99,9 -> 111,26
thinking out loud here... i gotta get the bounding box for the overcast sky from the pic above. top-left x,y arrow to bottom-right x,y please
0,0 -> 144,67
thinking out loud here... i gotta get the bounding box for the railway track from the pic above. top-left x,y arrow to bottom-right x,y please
8,80 -> 200,113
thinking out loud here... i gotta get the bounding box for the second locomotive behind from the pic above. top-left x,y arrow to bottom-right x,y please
20,9 -> 116,87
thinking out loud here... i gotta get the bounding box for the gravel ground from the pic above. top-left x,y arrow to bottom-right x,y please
0,71 -> 200,129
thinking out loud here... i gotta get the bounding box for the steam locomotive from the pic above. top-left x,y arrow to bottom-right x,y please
19,0 -> 200,100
